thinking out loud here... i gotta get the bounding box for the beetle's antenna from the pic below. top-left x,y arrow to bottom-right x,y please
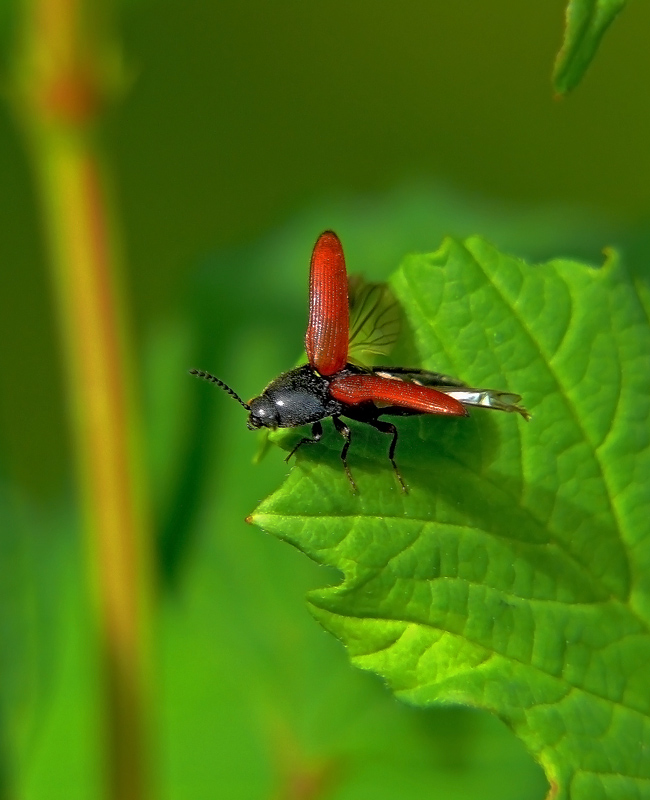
189,369 -> 251,410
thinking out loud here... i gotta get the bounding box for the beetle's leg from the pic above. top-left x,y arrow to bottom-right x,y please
332,415 -> 358,494
366,418 -> 408,493
285,421 -> 323,462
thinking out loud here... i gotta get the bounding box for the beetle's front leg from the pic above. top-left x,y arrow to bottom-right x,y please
285,420 -> 323,462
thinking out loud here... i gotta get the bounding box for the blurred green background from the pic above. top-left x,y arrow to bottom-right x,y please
1,1 -> 648,798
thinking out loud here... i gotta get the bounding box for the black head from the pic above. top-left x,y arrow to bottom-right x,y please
247,395 -> 280,430
190,369 -> 279,429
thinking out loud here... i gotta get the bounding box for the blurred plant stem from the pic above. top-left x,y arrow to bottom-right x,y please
11,1 -> 154,798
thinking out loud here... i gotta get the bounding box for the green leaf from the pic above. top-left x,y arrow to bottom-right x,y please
252,237 -> 650,800
554,0 -> 627,94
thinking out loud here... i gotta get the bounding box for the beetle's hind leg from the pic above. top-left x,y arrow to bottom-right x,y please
332,415 -> 358,493
286,421 -> 323,462
366,418 -> 408,493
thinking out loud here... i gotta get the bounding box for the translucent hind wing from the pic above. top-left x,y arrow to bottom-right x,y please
371,368 -> 530,420
442,388 -> 531,419
347,277 -> 401,364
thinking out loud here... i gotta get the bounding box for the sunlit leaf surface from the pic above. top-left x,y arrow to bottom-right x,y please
254,237 -> 650,800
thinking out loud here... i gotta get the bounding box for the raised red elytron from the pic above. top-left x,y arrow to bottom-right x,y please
191,231 -> 529,492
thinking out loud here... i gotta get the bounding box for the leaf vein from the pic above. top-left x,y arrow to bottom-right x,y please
343,610 -> 649,719
462,242 -> 629,599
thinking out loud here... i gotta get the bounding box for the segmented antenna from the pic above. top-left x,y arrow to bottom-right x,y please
189,369 -> 250,410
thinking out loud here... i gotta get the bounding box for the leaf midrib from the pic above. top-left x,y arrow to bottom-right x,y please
463,242 -> 630,598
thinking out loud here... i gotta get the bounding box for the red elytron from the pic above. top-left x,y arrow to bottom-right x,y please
191,231 -> 529,491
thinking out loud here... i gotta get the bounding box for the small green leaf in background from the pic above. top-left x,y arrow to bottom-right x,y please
254,237 -> 650,800
554,0 -> 627,94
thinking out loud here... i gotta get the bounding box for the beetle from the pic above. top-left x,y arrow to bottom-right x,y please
191,231 -> 529,492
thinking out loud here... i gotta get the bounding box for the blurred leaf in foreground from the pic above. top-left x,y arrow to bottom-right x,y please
254,237 -> 650,800
554,0 -> 627,94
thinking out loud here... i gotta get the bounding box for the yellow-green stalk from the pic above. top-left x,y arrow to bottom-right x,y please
11,2 -> 154,798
